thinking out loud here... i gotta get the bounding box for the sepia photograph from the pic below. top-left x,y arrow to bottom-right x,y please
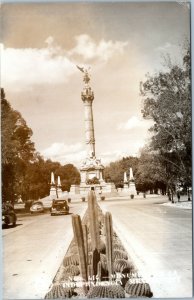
1,0 -> 192,299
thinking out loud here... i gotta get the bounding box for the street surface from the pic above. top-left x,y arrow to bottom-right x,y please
2,196 -> 192,299
99,196 -> 192,298
2,202 -> 87,299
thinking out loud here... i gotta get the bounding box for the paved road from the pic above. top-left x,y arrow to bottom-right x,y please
3,196 -> 192,299
2,202 -> 87,299
99,196 -> 192,298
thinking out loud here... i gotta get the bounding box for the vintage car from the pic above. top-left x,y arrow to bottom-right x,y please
50,199 -> 69,216
30,201 -> 44,213
2,202 -> 17,227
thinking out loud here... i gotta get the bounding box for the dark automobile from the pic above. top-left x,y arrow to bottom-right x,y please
2,202 -> 17,227
30,201 -> 44,214
50,199 -> 69,216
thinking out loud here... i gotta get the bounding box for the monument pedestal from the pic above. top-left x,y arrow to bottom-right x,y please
79,181 -> 117,196
129,182 -> 137,195
76,155 -> 116,195
57,188 -> 63,198
50,186 -> 57,198
80,156 -> 104,180
128,168 -> 137,196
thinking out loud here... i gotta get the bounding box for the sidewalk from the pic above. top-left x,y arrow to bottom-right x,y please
161,194 -> 192,210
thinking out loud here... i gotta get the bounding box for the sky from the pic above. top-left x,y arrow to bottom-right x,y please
1,1 -> 191,167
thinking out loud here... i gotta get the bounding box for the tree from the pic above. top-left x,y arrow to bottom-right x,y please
1,89 -> 35,165
56,164 -> 80,192
135,147 -> 174,196
140,47 -> 191,189
20,154 -> 51,200
104,156 -> 139,188
1,89 -> 35,203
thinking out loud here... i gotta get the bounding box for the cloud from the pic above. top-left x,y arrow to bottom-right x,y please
118,116 -> 153,130
1,42 -> 75,90
68,34 -> 128,62
118,116 -> 141,130
1,34 -> 128,91
100,141 -> 146,165
41,141 -> 145,167
41,142 -> 86,165
100,150 -> 129,165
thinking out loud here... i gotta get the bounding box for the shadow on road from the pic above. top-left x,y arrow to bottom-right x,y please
50,212 -> 73,216
2,223 -> 23,230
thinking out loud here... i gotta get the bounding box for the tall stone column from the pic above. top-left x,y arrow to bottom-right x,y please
81,69 -> 95,158
83,97 -> 95,158
76,66 -> 106,193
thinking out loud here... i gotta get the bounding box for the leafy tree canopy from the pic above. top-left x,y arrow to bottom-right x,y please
1,89 -> 35,164
140,46 -> 191,186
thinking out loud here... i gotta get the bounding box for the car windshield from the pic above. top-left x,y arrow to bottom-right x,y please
52,201 -> 67,208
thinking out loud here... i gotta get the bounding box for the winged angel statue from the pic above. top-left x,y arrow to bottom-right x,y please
76,65 -> 91,84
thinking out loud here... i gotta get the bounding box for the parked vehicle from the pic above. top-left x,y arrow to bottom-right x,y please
30,201 -> 44,213
50,199 -> 69,216
2,202 -> 17,227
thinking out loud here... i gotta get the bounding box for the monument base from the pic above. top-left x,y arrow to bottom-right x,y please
129,182 -> 137,195
70,181 -> 117,196
57,188 -> 63,198
50,186 -> 57,199
70,154 -> 118,197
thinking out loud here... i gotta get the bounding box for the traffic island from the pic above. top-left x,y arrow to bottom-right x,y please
44,191 -> 153,299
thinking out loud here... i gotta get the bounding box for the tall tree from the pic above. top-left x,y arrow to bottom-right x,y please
140,47 -> 191,188
135,147 -> 173,195
1,89 -> 35,203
